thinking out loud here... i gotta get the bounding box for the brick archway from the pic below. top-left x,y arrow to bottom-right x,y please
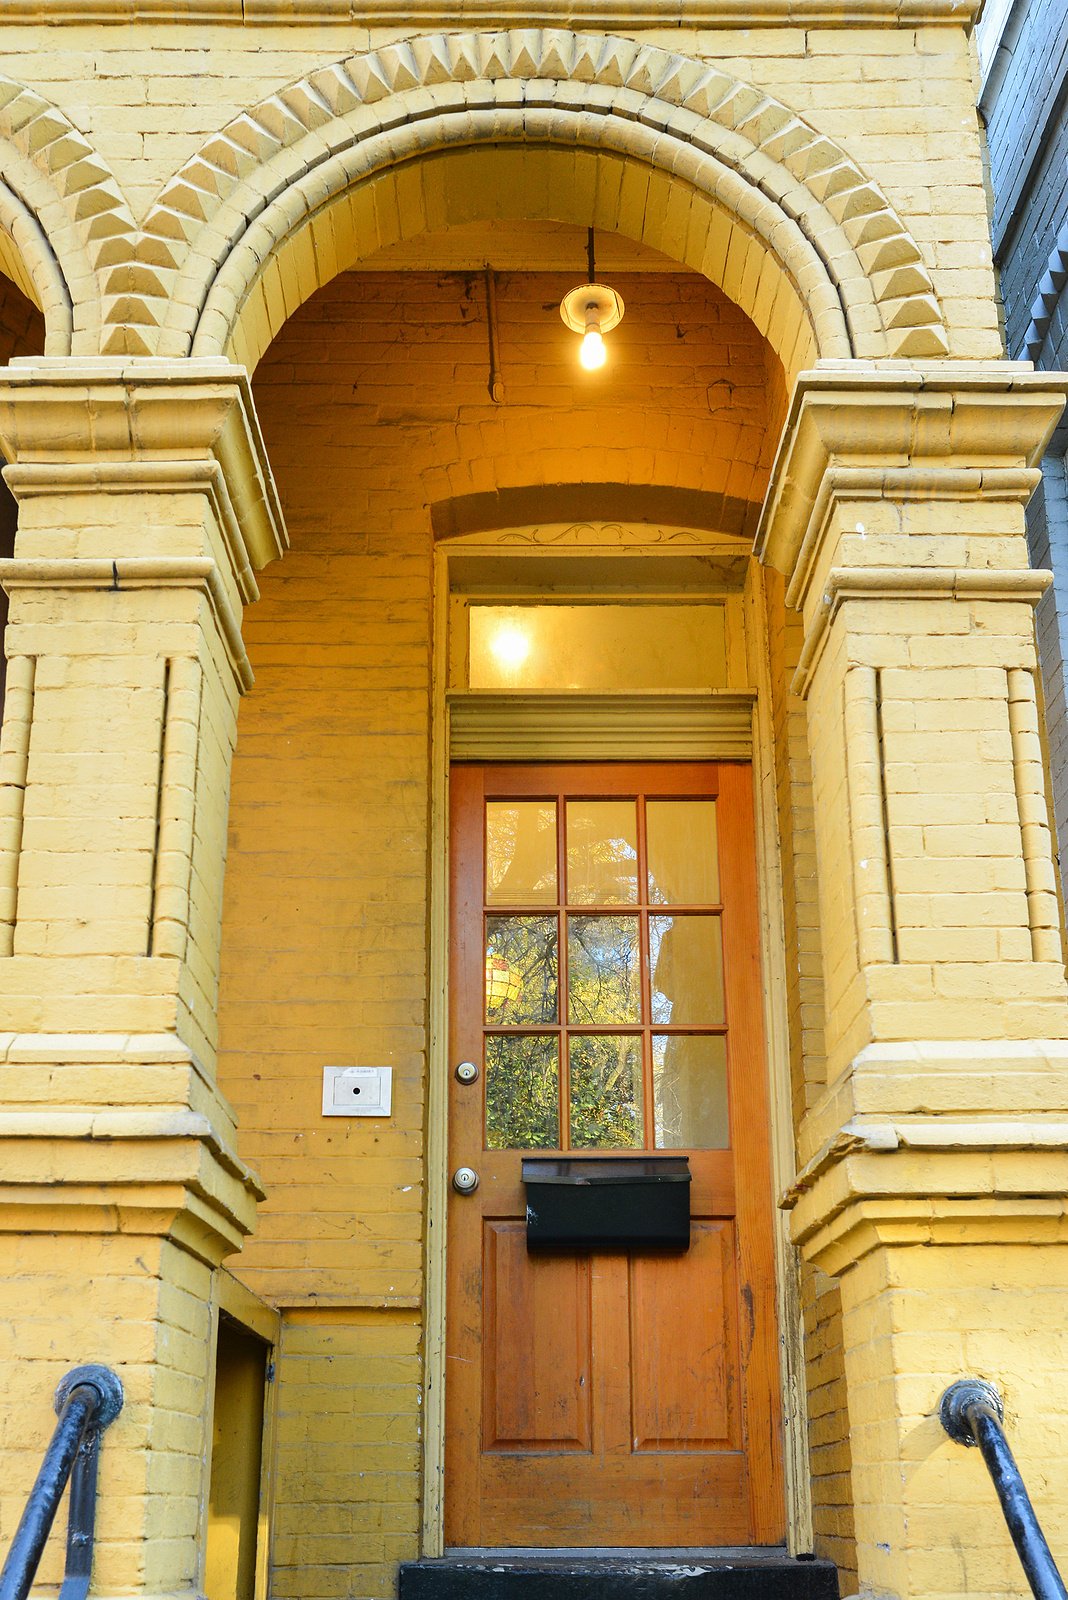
101,30 -> 949,372
0,76 -> 137,356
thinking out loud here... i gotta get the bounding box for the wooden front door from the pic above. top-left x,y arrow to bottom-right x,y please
444,763 -> 784,1548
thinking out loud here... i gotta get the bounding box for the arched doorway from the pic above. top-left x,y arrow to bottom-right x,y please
215,211 -> 820,1563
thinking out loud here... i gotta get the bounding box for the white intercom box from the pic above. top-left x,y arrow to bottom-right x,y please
322,1065 -> 393,1117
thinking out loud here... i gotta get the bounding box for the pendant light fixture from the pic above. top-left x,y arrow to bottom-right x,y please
559,228 -> 625,371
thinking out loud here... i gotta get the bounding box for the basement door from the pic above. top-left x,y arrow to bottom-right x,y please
444,763 -> 785,1548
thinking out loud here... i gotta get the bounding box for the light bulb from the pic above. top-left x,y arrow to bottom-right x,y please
490,623 -> 530,670
560,277 -> 623,370
579,328 -> 606,370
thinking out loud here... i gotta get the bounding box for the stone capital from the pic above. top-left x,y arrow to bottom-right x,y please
0,358 -> 288,590
755,362 -> 1068,614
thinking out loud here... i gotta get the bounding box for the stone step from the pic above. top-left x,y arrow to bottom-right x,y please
399,1550 -> 839,1600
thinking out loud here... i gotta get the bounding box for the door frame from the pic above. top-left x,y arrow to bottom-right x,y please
422,528 -> 812,1556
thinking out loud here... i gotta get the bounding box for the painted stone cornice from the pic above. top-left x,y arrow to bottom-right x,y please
785,1118 -> 1068,1275
0,1031 -> 242,1138
791,1191 -> 1068,1277
1,0 -> 983,25
798,1040 -> 1068,1164
0,1032 -> 263,1265
783,1039 -> 1068,1273
0,359 -> 287,582
755,361 -> 1068,606
0,1106 -> 265,1264
0,557 -> 255,691
448,691 -> 755,760
789,564 -> 1052,697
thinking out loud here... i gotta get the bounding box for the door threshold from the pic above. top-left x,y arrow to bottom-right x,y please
442,1549 -> 790,1560
400,1549 -> 838,1597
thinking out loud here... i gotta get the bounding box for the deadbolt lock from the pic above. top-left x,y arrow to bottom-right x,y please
455,1061 -> 479,1084
452,1166 -> 480,1194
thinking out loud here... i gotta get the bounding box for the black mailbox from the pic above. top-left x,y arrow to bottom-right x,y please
522,1156 -> 691,1251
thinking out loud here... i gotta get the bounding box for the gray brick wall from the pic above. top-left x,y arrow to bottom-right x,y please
984,0 -> 1068,900
1027,462 -> 1068,883
984,0 -> 1068,358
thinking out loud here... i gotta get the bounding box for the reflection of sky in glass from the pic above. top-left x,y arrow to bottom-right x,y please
486,802 -> 558,905
565,801 -> 638,904
568,915 -> 642,1023
646,800 -> 719,904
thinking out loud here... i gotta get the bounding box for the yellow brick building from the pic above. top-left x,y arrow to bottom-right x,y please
0,6 -> 1064,1600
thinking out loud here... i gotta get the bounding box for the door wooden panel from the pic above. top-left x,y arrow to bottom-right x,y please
483,1226 -> 592,1451
445,763 -> 784,1549
629,1221 -> 739,1451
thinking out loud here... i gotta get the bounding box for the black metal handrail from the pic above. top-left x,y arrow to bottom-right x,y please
940,1379 -> 1068,1600
0,1365 -> 123,1600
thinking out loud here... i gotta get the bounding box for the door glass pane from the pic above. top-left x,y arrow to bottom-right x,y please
647,800 -> 719,905
649,915 -> 724,1025
485,916 -> 558,1024
570,1035 -> 644,1149
568,914 -> 641,1024
486,1036 -> 560,1148
565,800 -> 638,905
653,1035 -> 729,1148
486,802 -> 557,905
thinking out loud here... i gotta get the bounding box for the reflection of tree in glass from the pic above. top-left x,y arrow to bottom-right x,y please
566,804 -> 638,904
568,915 -> 641,1023
485,917 -> 558,1024
487,803 -> 556,904
570,1036 -> 643,1149
486,1036 -> 560,1148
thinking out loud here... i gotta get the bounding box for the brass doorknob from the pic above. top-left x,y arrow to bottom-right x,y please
452,1167 -> 480,1194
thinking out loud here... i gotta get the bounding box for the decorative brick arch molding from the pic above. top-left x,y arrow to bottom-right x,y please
0,77 -> 137,356
0,182 -> 67,346
110,30 -> 948,372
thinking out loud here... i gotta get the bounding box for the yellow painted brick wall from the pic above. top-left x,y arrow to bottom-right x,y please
271,1311 -> 423,1600
216,264 -> 783,1596
0,22 -> 999,356
801,1266 -> 857,1593
0,1232 -> 214,1597
837,1238 -> 1068,1600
